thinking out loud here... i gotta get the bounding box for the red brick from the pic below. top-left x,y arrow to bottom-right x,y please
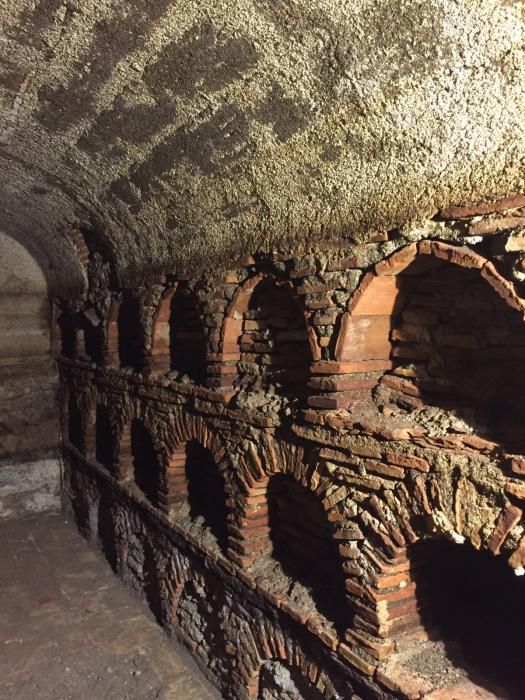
470,215 -> 525,236
309,376 -> 379,392
481,261 -> 525,312
508,534 -> 525,569
487,504 -> 523,554
349,276 -> 405,315
505,482 -> 525,500
419,240 -> 486,269
385,451 -> 430,473
337,643 -> 376,676
335,314 -> 392,362
311,359 -> 394,374
374,243 -> 418,276
439,194 -> 525,219
307,393 -> 369,410
508,455 -> 525,477
380,375 -> 421,397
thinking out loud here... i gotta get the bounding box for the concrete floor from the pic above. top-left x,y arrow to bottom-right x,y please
0,513 -> 221,700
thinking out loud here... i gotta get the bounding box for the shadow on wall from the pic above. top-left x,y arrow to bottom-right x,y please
130,418 -> 161,505
184,440 -> 229,549
267,474 -> 349,633
237,278 -> 311,397
340,250 -> 525,451
410,538 -> 525,698
68,394 -> 84,452
95,404 -> 114,472
169,283 -> 207,381
258,660 -> 325,700
118,294 -> 145,371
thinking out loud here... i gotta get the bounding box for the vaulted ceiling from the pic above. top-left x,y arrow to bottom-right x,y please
1,0 -> 524,293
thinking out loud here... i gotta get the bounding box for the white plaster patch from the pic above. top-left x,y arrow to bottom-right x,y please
0,458 -> 61,519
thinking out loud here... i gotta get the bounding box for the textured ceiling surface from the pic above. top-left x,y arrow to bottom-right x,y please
0,0 -> 524,292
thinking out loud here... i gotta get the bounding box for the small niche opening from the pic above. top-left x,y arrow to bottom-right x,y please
67,395 -> 84,451
82,318 -> 104,365
362,256 -> 525,449
185,440 -> 229,549
143,538 -> 163,623
238,278 -> 310,398
118,295 -> 144,371
258,660 -> 325,700
169,284 -> 207,381
130,419 -> 160,505
59,312 -> 78,359
410,538 -> 525,698
266,474 -> 348,630
95,405 -> 114,472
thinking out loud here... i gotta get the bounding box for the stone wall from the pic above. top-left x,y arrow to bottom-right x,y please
0,232 -> 60,519
59,200 -> 525,699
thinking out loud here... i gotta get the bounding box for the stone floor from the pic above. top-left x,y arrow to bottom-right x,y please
0,513 -> 222,700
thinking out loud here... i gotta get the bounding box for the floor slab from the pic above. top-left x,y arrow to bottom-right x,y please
0,513 -> 221,700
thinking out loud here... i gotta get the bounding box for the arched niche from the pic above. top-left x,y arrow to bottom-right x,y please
116,416 -> 161,505
116,293 -> 145,371
57,310 -> 79,359
128,418 -> 160,505
257,660 -> 326,700
221,275 -> 311,400
239,471 -> 350,633
151,283 -> 208,380
393,538 -> 525,699
165,439 -> 229,551
169,283 -> 207,380
334,241 -> 525,448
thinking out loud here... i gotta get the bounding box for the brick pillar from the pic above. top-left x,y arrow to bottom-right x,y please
151,288 -> 176,376
226,476 -> 270,568
345,548 -> 424,661
106,302 -> 120,368
207,315 -> 242,389
116,422 -> 132,482
158,444 -> 188,514
307,360 -> 391,410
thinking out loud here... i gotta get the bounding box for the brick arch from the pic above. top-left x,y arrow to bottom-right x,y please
150,283 -> 208,379
229,438 -> 353,632
85,396 -> 120,472
161,413 -> 232,550
105,297 -> 121,367
241,620 -> 342,699
227,438 -> 319,567
57,308 -> 80,359
337,241 -> 525,364
163,412 -> 230,474
106,292 -> 145,371
150,285 -> 177,374
343,473 -> 525,663
218,272 -> 315,392
324,240 -> 525,433
63,384 -> 97,455
115,404 -> 162,489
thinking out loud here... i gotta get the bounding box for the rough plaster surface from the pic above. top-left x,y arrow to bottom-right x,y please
0,0 -> 524,292
0,458 -> 61,519
0,231 -> 48,294
0,230 -> 58,465
0,232 -> 50,360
